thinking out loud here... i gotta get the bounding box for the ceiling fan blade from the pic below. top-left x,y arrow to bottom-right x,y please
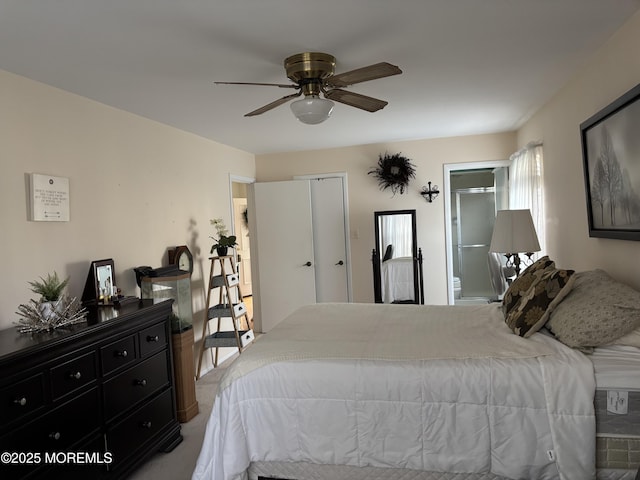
324,89 -> 388,112
245,92 -> 302,117
325,62 -> 402,88
215,81 -> 297,89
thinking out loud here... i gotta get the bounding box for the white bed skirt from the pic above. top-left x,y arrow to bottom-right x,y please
248,462 -> 638,480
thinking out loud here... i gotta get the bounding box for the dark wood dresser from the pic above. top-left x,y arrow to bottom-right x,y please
0,299 -> 182,479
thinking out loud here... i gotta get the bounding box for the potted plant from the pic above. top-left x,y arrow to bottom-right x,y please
28,271 -> 70,319
210,218 -> 237,256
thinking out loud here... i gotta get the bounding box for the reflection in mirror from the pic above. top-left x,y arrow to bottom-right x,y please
372,210 -> 423,304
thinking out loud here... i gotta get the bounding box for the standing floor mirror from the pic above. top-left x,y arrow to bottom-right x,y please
372,209 -> 424,304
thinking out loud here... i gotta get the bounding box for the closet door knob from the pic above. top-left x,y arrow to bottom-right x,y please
303,261 -> 312,267
335,260 -> 344,266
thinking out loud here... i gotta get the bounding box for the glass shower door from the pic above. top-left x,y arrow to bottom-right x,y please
456,189 -> 496,299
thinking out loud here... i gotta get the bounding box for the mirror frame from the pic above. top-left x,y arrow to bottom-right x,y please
82,258 -> 116,306
373,209 -> 420,304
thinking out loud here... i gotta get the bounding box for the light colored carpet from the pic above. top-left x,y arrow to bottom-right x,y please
128,354 -> 235,480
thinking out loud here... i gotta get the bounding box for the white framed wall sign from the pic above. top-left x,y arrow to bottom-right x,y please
29,173 -> 70,222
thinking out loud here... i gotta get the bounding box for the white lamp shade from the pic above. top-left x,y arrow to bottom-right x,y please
489,209 -> 541,254
290,96 -> 334,124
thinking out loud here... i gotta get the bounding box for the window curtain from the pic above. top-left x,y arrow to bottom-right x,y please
509,141 -> 545,255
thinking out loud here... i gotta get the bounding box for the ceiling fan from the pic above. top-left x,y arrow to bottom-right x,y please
215,52 -> 402,124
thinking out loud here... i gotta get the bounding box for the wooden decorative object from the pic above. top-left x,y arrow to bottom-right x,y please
172,328 -> 199,423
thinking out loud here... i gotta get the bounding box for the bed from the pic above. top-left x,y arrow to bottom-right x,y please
192,259 -> 640,480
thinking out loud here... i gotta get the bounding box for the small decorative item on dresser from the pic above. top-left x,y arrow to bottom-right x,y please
168,245 -> 194,276
210,218 -> 237,256
16,272 -> 87,333
368,152 -> 416,196
28,271 -> 69,303
81,258 -> 119,306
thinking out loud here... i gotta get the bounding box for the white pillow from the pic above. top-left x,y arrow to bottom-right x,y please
545,269 -> 640,349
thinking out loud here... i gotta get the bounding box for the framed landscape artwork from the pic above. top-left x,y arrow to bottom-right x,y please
581,82 -> 640,240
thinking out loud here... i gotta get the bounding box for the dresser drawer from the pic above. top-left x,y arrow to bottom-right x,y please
139,322 -> 167,357
0,387 -> 100,453
0,388 -> 100,480
103,351 -> 170,420
107,388 -> 174,465
0,374 -> 45,426
101,334 -> 136,375
36,434 -> 106,480
50,351 -> 97,400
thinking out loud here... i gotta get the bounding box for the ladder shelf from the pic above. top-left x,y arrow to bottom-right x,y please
196,255 -> 254,379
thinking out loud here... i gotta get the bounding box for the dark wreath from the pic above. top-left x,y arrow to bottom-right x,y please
368,152 -> 416,195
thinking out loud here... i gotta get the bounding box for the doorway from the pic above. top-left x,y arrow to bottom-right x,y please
229,175 -> 255,320
444,162 -> 510,305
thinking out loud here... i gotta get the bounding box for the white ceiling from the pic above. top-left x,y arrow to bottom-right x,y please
1,1 -> 638,155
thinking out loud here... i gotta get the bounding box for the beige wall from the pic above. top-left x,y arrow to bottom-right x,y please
518,9 -> 640,289
0,68 -> 255,370
256,132 -> 516,304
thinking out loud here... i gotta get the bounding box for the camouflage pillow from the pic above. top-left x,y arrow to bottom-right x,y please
502,256 -> 555,315
505,267 -> 575,338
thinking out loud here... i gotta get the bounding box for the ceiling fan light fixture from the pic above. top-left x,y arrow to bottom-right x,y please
290,95 -> 334,125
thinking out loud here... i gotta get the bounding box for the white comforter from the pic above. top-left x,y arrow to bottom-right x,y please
192,303 -> 596,480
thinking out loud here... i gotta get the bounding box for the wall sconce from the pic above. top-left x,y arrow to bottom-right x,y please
420,182 -> 440,203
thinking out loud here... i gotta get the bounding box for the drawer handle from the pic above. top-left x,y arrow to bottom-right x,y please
69,371 -> 82,380
147,335 -> 160,342
141,421 -> 152,429
14,397 -> 27,406
115,350 -> 128,358
135,379 -> 147,387
49,432 -> 61,441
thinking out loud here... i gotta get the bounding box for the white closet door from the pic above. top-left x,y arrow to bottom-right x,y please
310,177 -> 349,302
250,180 -> 316,332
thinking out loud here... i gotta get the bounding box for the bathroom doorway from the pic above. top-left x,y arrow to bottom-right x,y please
444,162 -> 510,305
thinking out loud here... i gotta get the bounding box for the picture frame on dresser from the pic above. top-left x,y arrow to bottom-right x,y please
82,258 -> 116,306
580,81 -> 640,241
